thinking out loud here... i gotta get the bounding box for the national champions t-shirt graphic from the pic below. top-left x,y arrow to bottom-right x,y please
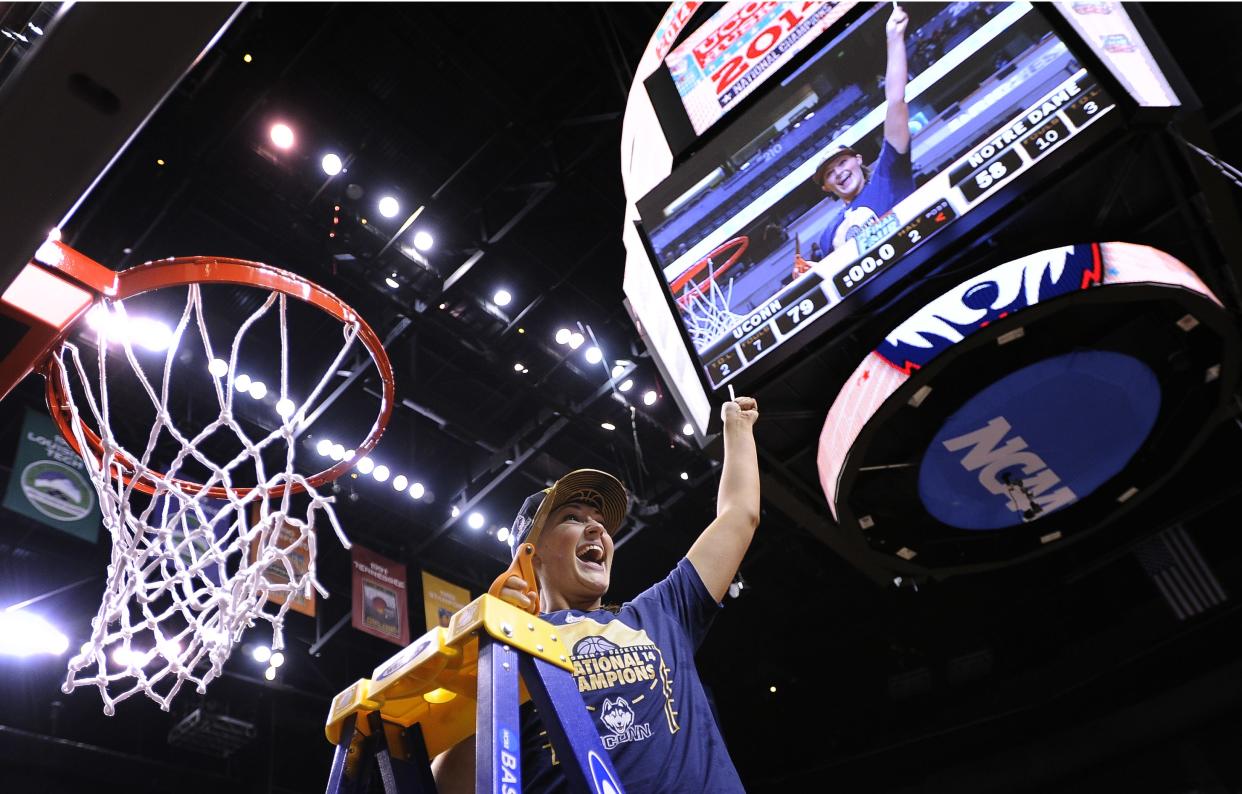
546,619 -> 679,754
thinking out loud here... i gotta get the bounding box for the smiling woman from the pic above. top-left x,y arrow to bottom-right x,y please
432,397 -> 761,794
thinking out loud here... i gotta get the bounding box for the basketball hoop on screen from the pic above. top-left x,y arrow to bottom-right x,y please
670,236 -> 748,350
0,241 -> 393,714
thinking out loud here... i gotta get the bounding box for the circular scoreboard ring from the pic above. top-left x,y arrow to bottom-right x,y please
817,243 -> 1239,577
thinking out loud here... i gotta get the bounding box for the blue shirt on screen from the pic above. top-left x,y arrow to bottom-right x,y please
819,141 -> 915,254
519,557 -> 745,793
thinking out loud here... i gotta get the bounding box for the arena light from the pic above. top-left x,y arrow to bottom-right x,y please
555,328 -> 572,345
0,609 -> 69,656
321,153 -> 343,176
316,439 -> 332,457
208,358 -> 229,378
248,381 -> 268,400
264,666 -> 276,681
467,512 -> 485,530
682,423 -> 694,436
584,347 -> 603,364
612,363 -> 627,377
643,390 -> 658,406
409,482 -> 425,500
330,444 -> 345,461
493,289 -> 512,307
514,362 -> 525,372
451,505 -> 461,519
234,373 -> 252,394
413,230 -> 434,252
496,526 -> 510,543
378,196 -> 400,218
269,123 -> 295,150
601,422 -> 616,431
85,308 -> 173,352
619,379 -> 633,393
680,472 -> 689,480
252,645 -> 272,663
373,464 -> 390,483
275,398 -> 296,419
568,332 -> 585,350
269,651 -> 285,668
392,474 -> 408,491
356,456 -> 375,475
385,276 -> 400,289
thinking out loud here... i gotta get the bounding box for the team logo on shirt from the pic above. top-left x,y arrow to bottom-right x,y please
599,696 -> 652,749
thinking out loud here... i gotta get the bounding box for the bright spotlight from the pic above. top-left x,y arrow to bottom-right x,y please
373,464 -> 390,482
208,358 -> 229,378
585,346 -> 603,364
412,230 -> 434,252
132,317 -> 173,352
356,457 -> 375,475
330,444 -> 345,461
392,474 -> 408,491
514,362 -> 525,372
682,423 -> 694,436
601,422 -> 616,431
270,123 -> 295,150
409,482 -> 425,500
111,646 -> 150,668
0,610 -> 69,656
612,363 -> 625,377
680,472 -> 690,481
493,289 -> 512,307
555,328 -> 572,345
321,153 -> 343,176
234,373 -> 252,394
643,390 -> 658,406
316,439 -> 332,456
568,332 -> 584,350
270,651 -> 285,668
385,276 -> 400,289
248,381 -> 268,400
496,527 -> 510,543
467,512 -> 485,530
619,379 -> 633,393
451,505 -> 461,519
276,398 -> 296,418
264,666 -> 276,681
252,645 -> 272,663
378,196 -> 400,218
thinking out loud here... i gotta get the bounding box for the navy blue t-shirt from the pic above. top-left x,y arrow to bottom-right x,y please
819,141 -> 914,254
520,558 -> 745,793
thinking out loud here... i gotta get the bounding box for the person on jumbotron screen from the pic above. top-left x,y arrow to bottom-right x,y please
431,396 -> 760,793
795,3 -> 915,274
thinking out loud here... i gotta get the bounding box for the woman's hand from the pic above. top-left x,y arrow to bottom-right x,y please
721,395 -> 759,429
886,4 -> 908,42
496,574 -> 534,611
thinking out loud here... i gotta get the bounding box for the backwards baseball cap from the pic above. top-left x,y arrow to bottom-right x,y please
508,469 -> 629,557
811,144 -> 862,189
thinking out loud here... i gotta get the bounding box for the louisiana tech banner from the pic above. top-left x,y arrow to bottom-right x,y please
421,570 -> 470,632
3,408 -> 100,542
351,545 -> 409,646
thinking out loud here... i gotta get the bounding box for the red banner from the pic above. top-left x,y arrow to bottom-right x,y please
351,545 -> 409,646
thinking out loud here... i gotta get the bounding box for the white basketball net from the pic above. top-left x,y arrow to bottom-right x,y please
56,283 -> 361,714
681,273 -> 742,351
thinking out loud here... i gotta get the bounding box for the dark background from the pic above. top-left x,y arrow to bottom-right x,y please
2,3 -> 1242,792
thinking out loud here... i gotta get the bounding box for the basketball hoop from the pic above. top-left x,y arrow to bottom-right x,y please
17,247 -> 393,714
672,237 -> 749,350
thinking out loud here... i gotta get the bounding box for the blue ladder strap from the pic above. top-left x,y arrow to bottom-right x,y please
476,637 -> 523,794
519,654 -> 627,794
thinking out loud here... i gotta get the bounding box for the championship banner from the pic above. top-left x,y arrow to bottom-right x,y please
351,545 -> 410,646
421,570 -> 470,632
251,505 -> 315,617
2,408 -> 100,542
666,1 -> 854,135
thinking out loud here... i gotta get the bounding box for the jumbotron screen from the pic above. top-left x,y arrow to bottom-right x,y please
636,1 -> 1118,392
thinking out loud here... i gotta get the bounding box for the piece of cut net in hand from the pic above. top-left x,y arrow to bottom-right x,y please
43,255 -> 393,714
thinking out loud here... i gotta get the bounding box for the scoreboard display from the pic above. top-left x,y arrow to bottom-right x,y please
635,1 -> 1125,398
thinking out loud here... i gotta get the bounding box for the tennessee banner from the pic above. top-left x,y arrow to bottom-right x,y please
421,570 -> 470,632
2,408 -> 100,542
351,545 -> 409,646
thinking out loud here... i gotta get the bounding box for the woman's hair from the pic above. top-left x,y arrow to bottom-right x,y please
823,160 -> 873,201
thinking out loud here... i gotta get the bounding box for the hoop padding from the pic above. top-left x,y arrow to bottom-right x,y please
51,256 -> 394,714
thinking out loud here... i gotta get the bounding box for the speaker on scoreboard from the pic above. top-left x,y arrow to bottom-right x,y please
817,242 -> 1238,578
